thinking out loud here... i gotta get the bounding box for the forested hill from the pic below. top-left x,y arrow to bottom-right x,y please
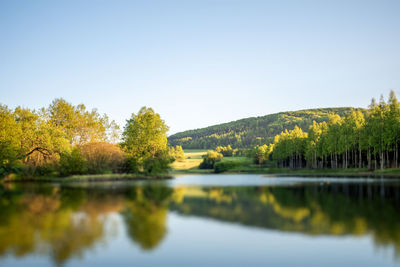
168,107 -> 364,149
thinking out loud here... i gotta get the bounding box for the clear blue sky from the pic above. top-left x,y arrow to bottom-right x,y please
1,0 -> 399,134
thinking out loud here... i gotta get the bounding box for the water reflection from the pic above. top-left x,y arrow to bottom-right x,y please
0,178 -> 399,265
172,183 -> 400,254
122,186 -> 172,250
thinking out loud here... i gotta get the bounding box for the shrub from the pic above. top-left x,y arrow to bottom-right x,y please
169,145 -> 185,162
199,150 -> 223,169
215,145 -> 234,157
124,150 -> 171,175
123,157 -> 140,174
33,164 -> 59,177
0,141 -> 21,178
214,161 -> 237,173
59,148 -> 87,176
143,154 -> 171,174
79,142 -> 125,174
0,161 -> 26,179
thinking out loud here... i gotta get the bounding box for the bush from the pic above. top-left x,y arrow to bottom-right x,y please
214,161 -> 237,173
215,145 -> 233,157
59,148 -> 87,176
123,157 -> 140,174
0,161 -> 26,179
124,150 -> 171,175
33,164 -> 59,177
143,153 -> 171,174
169,145 -> 185,162
80,142 -> 125,174
0,141 -> 21,178
199,150 -> 223,169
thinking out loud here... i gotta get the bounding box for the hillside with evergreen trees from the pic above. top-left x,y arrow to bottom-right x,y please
168,107 -> 364,149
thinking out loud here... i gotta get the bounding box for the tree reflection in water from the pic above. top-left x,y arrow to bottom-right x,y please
171,182 -> 400,256
122,185 -> 173,250
0,180 -> 399,265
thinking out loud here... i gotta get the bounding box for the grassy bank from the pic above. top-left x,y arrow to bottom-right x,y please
170,149 -> 208,174
2,173 -> 172,183
221,159 -> 400,177
259,168 -> 400,178
169,151 -> 400,177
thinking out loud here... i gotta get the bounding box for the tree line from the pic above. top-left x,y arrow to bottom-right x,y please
168,107 -> 360,149
0,99 -> 176,178
251,91 -> 400,170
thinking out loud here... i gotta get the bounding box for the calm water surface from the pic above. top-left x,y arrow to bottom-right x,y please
1,174 -> 400,266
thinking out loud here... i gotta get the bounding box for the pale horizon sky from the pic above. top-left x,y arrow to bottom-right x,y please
1,0 -> 399,134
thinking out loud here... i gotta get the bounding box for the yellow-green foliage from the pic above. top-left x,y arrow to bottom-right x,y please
47,98 -> 120,145
273,126 -> 308,162
252,144 -> 274,164
216,145 -> 234,156
199,150 -> 223,169
79,142 -> 125,174
122,107 -> 170,174
169,107 -> 361,149
0,99 -> 121,177
169,145 -> 185,162
255,91 -> 400,170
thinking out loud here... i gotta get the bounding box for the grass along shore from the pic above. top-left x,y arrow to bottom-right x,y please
2,173 -> 172,183
5,149 -> 400,183
169,149 -> 400,178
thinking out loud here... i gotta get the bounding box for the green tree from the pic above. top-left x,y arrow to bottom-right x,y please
0,105 -> 22,174
272,126 -> 307,168
14,107 -> 70,168
366,96 -> 388,170
325,114 -> 342,168
306,121 -> 323,168
59,148 -> 87,176
122,107 -> 169,174
386,90 -> 400,168
47,98 -> 119,145
252,144 -> 273,165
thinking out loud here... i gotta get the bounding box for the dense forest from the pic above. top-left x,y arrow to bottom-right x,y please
168,107 -> 363,149
251,91 -> 400,170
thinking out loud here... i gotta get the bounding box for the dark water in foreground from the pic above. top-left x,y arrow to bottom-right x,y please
1,174 -> 400,266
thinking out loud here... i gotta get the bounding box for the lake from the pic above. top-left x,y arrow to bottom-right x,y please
1,174 -> 400,266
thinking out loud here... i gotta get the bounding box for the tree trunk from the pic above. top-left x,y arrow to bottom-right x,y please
368,149 -> 371,170
335,153 -> 338,169
314,151 -> 317,169
343,152 -> 346,169
355,149 -> 358,168
386,150 -> 389,168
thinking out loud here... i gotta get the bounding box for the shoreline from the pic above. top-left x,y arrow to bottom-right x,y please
267,172 -> 400,178
171,168 -> 400,178
4,169 -> 400,184
2,173 -> 173,184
